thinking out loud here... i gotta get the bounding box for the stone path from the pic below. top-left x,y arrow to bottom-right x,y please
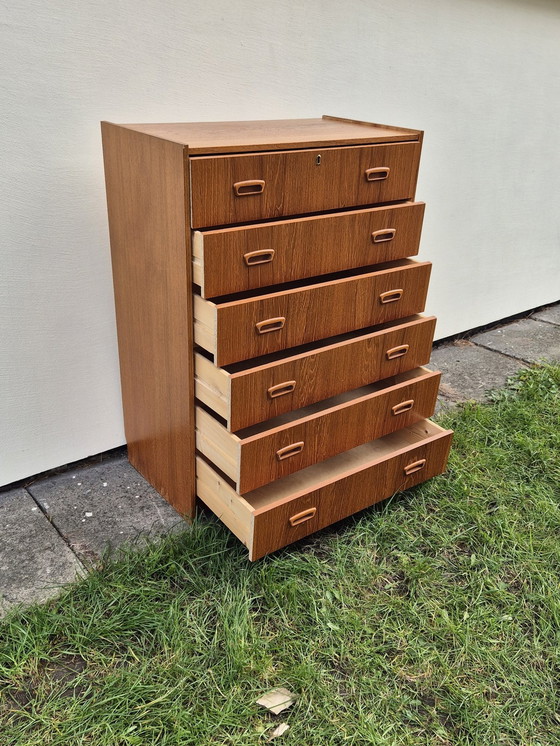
1,302 -> 559,617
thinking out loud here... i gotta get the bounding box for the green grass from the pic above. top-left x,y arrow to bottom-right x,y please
1,364 -> 560,746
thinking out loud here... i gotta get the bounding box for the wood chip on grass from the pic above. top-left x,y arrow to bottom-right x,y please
256,688 -> 296,715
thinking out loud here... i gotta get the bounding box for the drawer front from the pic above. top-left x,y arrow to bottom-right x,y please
249,424 -> 452,559
226,315 -> 436,430
198,260 -> 431,366
236,368 -> 440,493
193,202 -> 425,298
189,142 -> 422,228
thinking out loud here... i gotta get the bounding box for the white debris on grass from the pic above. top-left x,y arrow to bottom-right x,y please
256,688 -> 296,715
269,723 -> 289,739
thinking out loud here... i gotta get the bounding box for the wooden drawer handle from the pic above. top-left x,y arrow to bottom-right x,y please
365,167 -> 390,182
244,249 -> 275,267
392,399 -> 414,416
289,507 -> 317,527
386,344 -> 409,360
379,289 -> 403,304
276,441 -> 304,461
256,317 -> 285,334
233,180 -> 265,197
371,228 -> 396,244
404,458 -> 426,476
267,380 -> 296,399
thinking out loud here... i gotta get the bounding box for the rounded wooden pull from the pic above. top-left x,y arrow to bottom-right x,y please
371,228 -> 396,244
386,344 -> 409,360
289,507 -> 317,527
276,441 -> 304,461
267,380 -> 296,399
404,458 -> 426,476
233,180 -> 265,196
392,399 -> 414,416
379,289 -> 403,304
365,167 -> 390,182
256,317 -> 285,334
244,249 -> 275,266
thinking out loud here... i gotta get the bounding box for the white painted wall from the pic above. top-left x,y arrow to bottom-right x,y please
2,0 -> 559,485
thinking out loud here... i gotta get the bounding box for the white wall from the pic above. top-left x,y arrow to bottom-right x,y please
2,0 -> 559,485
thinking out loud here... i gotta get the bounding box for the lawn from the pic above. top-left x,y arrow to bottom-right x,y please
1,364 -> 559,746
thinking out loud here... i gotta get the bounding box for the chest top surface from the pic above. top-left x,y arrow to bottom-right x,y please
111,116 -> 422,154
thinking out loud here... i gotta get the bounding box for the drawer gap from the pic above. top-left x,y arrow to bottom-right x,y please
196,398 -> 229,428
196,450 -> 238,491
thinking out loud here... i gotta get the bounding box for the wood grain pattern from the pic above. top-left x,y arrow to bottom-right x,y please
189,142 -> 422,228
249,421 -> 452,559
196,420 -> 453,560
118,117 -> 421,154
194,315 -> 437,430
101,123 -> 195,517
195,260 -> 432,366
197,367 -> 441,493
193,202 -> 425,298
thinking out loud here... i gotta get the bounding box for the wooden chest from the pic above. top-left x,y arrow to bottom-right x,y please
102,115 -> 452,560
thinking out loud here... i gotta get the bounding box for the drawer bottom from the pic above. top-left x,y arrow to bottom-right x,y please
196,420 -> 453,560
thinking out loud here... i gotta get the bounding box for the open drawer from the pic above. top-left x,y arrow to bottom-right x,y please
193,201 -> 425,298
196,367 -> 440,493
196,420 -> 453,560
194,259 -> 431,366
195,314 -> 436,431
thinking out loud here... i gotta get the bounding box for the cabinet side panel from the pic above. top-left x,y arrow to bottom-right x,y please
101,123 -> 195,516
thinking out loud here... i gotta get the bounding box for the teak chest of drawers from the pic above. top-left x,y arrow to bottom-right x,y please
102,115 -> 452,560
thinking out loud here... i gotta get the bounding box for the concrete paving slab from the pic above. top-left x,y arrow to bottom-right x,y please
0,489 -> 83,617
427,340 -> 527,402
28,454 -> 186,565
471,319 -> 560,364
533,304 -> 560,327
